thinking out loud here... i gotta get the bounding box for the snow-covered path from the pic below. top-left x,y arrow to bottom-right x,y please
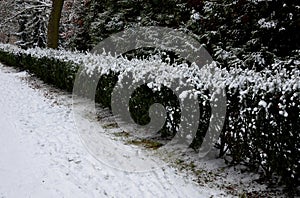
0,64 -> 227,198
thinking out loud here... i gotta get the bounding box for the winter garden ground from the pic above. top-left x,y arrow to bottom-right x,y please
0,63 -> 287,197
0,0 -> 299,197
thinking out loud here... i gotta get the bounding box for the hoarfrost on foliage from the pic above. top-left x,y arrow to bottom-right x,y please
258,100 -> 267,108
0,43 -> 299,119
191,11 -> 200,21
258,18 -> 277,29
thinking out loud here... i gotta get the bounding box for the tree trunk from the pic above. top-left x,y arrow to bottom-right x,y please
47,0 -> 64,49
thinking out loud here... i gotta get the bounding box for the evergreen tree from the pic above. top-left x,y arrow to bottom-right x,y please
64,0 -> 93,51
15,0 -> 51,49
0,0 -> 18,43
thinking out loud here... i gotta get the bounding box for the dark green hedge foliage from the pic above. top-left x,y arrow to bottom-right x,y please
0,50 -> 77,92
0,48 -> 299,196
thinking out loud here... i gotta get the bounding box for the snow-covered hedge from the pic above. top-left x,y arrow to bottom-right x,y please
0,44 -> 299,192
0,45 -> 77,91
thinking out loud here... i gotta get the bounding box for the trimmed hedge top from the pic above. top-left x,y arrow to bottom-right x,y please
0,43 -> 299,194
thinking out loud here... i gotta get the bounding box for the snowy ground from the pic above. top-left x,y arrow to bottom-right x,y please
0,63 -> 288,198
0,63 -> 232,197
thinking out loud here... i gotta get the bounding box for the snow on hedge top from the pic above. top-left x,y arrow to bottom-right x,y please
0,44 -> 299,103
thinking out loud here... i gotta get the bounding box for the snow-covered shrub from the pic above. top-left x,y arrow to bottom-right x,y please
0,50 -> 21,67
219,74 -> 299,192
0,44 -> 77,91
0,44 -> 299,193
